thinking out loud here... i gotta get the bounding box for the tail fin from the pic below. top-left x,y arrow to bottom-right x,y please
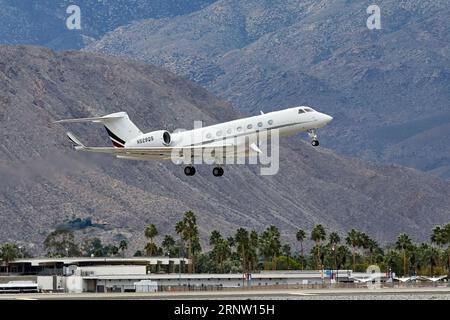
55,112 -> 142,148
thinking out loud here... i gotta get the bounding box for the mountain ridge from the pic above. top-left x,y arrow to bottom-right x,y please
0,45 -> 449,255
87,0 -> 450,179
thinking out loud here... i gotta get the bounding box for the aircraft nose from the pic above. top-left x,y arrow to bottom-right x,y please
323,114 -> 333,123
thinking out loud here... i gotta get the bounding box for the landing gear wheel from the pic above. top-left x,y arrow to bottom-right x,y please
307,129 -> 319,147
184,166 -> 196,176
213,167 -> 224,177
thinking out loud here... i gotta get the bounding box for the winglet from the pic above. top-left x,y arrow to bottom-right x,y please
260,110 -> 264,115
66,132 -> 85,150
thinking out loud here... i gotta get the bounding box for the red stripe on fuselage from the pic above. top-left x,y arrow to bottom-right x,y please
111,140 -> 124,148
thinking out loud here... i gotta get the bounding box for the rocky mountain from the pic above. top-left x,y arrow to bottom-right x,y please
0,46 -> 449,255
87,0 -> 450,179
0,0 -> 215,50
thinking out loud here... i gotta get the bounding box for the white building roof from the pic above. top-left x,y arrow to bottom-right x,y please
81,270 -> 353,280
12,257 -> 189,266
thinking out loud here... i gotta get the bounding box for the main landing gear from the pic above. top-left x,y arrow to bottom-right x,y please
212,167 -> 224,177
184,166 -> 196,176
307,129 -> 320,147
183,166 -> 224,176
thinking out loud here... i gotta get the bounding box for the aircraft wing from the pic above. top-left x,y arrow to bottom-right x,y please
66,132 -> 240,160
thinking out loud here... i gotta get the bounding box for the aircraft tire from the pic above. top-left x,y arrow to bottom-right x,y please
213,167 -> 223,177
184,166 -> 196,176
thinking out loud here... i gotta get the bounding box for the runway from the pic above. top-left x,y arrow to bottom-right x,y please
1,286 -> 450,300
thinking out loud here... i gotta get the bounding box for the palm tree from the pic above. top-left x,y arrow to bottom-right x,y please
282,244 -> 291,270
209,230 -> 229,272
209,230 -> 222,246
359,232 -> 370,249
432,223 -> 450,276
395,233 -> 413,276
235,228 -> 250,273
144,224 -> 158,256
417,243 -> 439,276
311,224 -> 326,269
431,225 -> 443,246
0,243 -> 19,274
358,232 -> 374,264
267,226 -> 281,270
227,236 -> 235,248
248,230 -> 259,272
431,225 -> 444,272
175,210 -> 199,273
336,245 -> 350,270
119,240 -> 128,257
162,235 -> 176,257
144,243 -> 157,256
296,229 -> 306,268
329,232 -> 340,246
439,224 -> 450,277
328,232 -> 340,271
213,239 -> 231,273
345,229 -> 360,271
258,226 -> 281,270
365,238 -> 380,264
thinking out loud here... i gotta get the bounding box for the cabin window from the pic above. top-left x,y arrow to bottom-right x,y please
237,126 -> 243,132
247,124 -> 253,129
226,128 -> 232,134
258,122 -> 263,127
268,120 -> 273,125
216,130 -> 222,137
206,133 -> 212,139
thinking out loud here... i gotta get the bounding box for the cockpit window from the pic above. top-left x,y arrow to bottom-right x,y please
304,108 -> 314,112
298,109 -> 306,114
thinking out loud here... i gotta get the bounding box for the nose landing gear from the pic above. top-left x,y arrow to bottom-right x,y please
307,129 -> 320,147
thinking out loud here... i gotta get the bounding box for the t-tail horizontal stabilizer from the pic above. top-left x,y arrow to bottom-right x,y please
54,113 -> 126,124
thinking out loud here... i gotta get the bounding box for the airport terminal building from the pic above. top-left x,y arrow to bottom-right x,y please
4,257 -> 446,294
1,257 -> 356,293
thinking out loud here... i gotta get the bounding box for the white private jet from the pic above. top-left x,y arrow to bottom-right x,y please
416,275 -> 448,282
350,273 -> 385,283
55,106 -> 333,176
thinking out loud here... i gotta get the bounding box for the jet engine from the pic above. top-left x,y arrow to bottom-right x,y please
127,130 -> 171,147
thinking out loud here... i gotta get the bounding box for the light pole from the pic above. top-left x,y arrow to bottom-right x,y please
321,264 -> 324,285
332,245 -> 337,284
178,245 -> 183,287
165,252 -> 170,273
18,246 -> 23,273
331,245 -> 334,283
